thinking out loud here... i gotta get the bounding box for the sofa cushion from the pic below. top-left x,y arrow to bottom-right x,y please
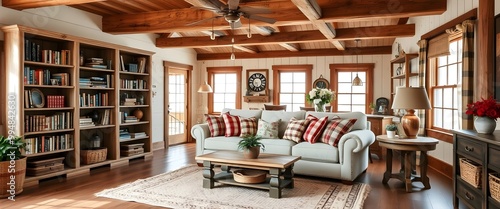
205,114 -> 225,137
320,119 -> 357,147
222,108 -> 263,120
260,139 -> 295,155
204,136 -> 241,151
292,142 -> 339,163
303,115 -> 329,143
282,118 -> 310,143
261,111 -> 306,138
222,113 -> 241,137
256,119 -> 280,139
306,111 -> 366,130
239,117 -> 257,137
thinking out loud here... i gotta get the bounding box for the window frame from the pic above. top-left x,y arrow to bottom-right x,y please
207,66 -> 242,114
272,65 -> 312,109
330,63 -> 374,113
428,37 -> 462,134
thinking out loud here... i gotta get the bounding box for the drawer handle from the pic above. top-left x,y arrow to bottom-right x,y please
465,146 -> 474,152
465,192 -> 474,200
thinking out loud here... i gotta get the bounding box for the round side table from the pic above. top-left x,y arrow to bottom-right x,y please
376,135 -> 439,192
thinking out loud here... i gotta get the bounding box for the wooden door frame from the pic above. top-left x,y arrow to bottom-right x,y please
163,61 -> 193,149
329,63 -> 374,113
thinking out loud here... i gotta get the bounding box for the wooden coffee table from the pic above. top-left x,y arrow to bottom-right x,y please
195,150 -> 301,198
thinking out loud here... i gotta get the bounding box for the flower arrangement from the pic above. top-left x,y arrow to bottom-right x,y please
465,97 -> 500,120
306,88 -> 335,112
306,88 -> 335,105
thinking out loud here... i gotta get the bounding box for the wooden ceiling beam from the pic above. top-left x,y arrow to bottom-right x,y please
280,43 -> 301,52
197,46 -> 392,60
234,45 -> 259,54
156,24 -> 415,48
320,0 -> 446,22
2,0 -> 106,10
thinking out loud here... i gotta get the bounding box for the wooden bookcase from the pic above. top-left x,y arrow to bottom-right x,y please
390,53 -> 419,115
2,25 -> 154,186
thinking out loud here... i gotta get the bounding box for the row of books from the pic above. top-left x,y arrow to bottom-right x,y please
46,95 -> 65,108
119,131 -> 147,140
79,92 -> 109,107
119,128 -> 130,139
24,134 -> 74,155
25,39 -> 71,65
80,75 -> 113,88
79,117 -> 95,127
23,67 -> 70,86
118,112 -> 139,124
84,57 -> 109,69
120,56 -> 147,73
120,79 -> 147,89
25,112 -> 73,133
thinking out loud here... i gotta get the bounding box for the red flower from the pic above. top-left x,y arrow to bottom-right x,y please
466,97 -> 500,120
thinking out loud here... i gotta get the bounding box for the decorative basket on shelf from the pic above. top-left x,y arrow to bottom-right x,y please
232,169 -> 267,184
459,158 -> 482,188
81,147 -> 107,165
489,173 -> 500,202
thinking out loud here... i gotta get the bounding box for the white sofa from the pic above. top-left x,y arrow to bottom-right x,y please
190,109 -> 375,182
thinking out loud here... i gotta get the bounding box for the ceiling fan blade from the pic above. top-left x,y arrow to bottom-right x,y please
228,0 -> 240,10
191,6 -> 221,13
231,21 -> 242,29
207,0 -> 225,10
239,6 -> 272,14
246,15 -> 276,24
186,16 -> 221,26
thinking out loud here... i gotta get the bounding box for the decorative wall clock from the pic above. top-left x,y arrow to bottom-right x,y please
246,69 -> 268,94
313,75 -> 329,89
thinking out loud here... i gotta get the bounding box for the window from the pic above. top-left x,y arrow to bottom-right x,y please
330,64 -> 374,113
430,38 -> 462,131
207,67 -> 242,114
272,65 -> 312,111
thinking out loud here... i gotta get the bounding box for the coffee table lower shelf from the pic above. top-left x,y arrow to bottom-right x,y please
211,171 -> 293,191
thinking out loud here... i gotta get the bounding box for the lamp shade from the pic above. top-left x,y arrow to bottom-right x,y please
197,81 -> 213,93
391,87 -> 431,110
352,74 -> 363,86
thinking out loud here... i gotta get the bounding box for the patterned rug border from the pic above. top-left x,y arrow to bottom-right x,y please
96,165 -> 371,209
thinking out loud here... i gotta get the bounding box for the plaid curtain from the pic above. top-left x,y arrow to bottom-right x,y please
455,20 -> 475,130
417,39 -> 427,135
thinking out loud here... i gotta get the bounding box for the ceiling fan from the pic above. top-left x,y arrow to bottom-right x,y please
189,0 -> 277,29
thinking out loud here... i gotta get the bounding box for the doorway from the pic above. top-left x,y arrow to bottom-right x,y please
164,62 -> 192,147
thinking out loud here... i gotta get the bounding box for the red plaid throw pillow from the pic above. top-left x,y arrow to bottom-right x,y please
222,112 -> 241,137
239,117 -> 257,137
320,119 -> 357,147
205,114 -> 225,137
303,115 -> 329,143
282,117 -> 310,143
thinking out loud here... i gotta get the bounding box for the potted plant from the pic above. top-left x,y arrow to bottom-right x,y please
385,124 -> 398,138
238,135 -> 265,159
306,88 -> 335,112
0,135 -> 26,198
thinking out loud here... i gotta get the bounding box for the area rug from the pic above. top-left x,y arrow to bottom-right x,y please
95,165 -> 370,209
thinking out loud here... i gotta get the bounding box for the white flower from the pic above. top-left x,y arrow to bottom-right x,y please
309,89 -> 317,98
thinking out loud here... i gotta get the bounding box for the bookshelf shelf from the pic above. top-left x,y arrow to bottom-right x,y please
26,148 -> 75,157
3,25 -> 153,184
80,124 -> 115,130
24,129 -> 75,136
120,121 -> 149,126
119,136 -> 149,143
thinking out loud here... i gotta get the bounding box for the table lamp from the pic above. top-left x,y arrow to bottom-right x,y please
391,87 -> 431,139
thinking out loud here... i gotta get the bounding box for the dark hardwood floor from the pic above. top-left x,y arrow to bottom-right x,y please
1,143 -> 464,209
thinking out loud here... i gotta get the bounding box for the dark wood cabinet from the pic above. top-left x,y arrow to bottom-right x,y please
367,115 -> 393,160
453,130 -> 500,209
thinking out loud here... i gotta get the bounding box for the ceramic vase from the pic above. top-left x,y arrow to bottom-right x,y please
313,99 -> 326,112
474,116 -> 497,134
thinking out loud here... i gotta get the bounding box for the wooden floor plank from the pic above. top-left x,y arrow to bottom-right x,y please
0,143 -> 465,209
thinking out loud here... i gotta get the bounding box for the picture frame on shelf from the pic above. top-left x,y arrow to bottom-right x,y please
30,88 -> 45,108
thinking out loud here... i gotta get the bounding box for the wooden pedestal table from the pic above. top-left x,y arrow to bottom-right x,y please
376,135 -> 439,192
195,151 -> 301,198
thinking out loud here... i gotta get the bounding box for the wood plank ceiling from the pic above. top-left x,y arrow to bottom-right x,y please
2,0 -> 447,60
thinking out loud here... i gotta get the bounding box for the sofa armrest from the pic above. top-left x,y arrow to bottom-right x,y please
191,123 -> 210,157
338,130 -> 375,152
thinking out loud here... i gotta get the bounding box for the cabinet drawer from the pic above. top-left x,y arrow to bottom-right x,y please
457,180 -> 483,209
457,136 -> 485,161
490,146 -> 500,170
